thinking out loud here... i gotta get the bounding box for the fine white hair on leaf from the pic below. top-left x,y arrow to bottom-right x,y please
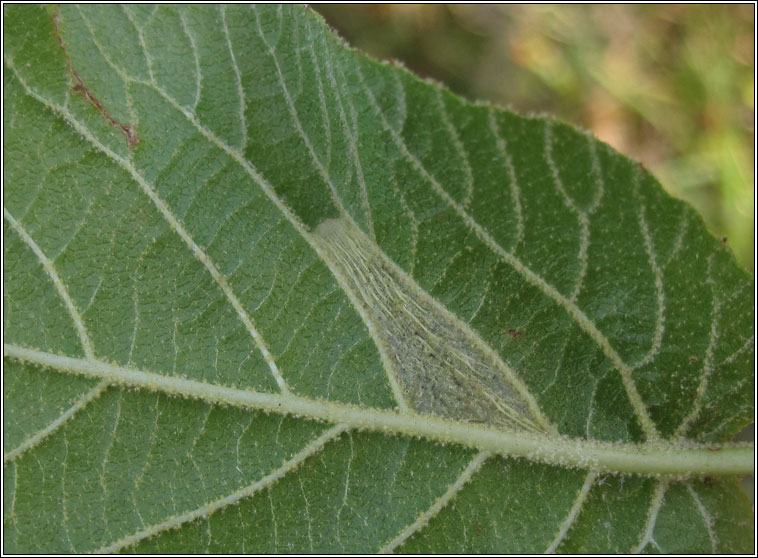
310,216 -> 552,434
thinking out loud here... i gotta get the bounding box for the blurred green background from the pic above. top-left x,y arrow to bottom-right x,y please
315,4 -> 755,270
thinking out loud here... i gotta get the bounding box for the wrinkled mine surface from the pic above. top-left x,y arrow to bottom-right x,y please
312,217 -> 546,433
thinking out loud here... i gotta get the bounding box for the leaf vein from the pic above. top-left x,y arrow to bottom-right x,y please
379,451 -> 490,553
686,481 -> 717,552
488,107 -> 524,251
95,423 -> 347,553
4,208 -> 95,359
317,23 -> 376,239
220,6 -> 248,151
177,8 -> 201,113
251,6 -> 348,216
544,470 -> 597,553
631,167 -> 666,370
631,479 -> 669,553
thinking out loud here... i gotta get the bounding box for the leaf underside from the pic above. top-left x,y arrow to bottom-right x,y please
2,4 -> 753,554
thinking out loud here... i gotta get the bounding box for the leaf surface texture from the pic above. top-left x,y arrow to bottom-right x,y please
3,4 -> 753,553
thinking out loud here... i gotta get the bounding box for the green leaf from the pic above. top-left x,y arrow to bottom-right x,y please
3,4 -> 753,553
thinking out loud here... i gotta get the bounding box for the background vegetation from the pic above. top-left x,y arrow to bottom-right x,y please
315,4 -> 755,270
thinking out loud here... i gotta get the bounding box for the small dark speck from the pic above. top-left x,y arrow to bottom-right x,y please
507,328 -> 523,340
688,356 -> 699,363
721,236 -> 728,244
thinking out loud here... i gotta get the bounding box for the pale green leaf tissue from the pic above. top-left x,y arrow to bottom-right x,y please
3,4 -> 754,553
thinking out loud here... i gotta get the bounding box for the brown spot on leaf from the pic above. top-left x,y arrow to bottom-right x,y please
507,328 -> 523,340
53,7 -> 139,148
703,476 -> 713,488
721,236 -> 728,244
688,356 -> 699,363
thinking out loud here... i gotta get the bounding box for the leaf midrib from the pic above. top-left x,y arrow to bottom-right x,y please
5,343 -> 752,476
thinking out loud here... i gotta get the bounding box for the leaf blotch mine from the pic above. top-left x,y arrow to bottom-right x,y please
311,216 -> 548,434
